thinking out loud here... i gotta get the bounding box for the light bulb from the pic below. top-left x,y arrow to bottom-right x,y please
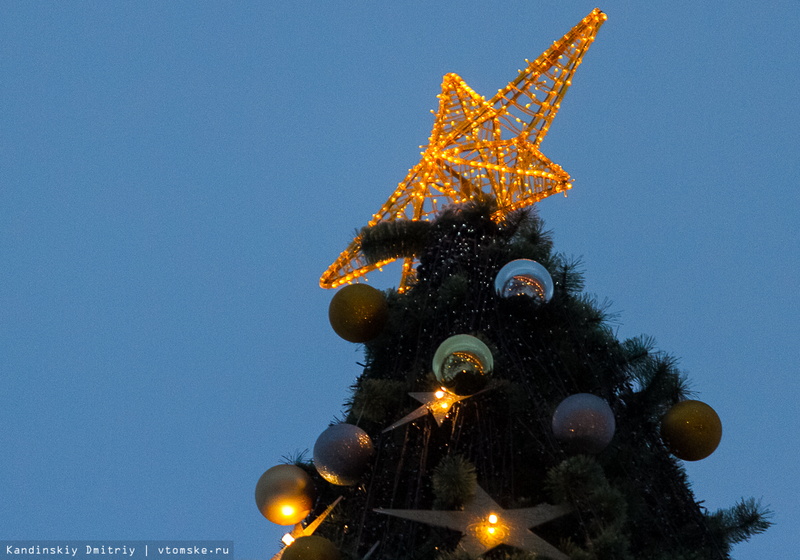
281,505 -> 296,518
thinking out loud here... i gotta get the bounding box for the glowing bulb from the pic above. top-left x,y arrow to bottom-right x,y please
487,526 -> 496,535
488,514 -> 498,524
281,534 -> 295,547
435,390 -> 446,399
319,8 -> 605,292
281,505 -> 296,518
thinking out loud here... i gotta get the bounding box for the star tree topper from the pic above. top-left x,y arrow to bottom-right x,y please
321,9 -> 606,291
376,485 -> 572,559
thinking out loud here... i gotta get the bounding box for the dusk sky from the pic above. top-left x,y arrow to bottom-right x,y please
1,2 -> 797,559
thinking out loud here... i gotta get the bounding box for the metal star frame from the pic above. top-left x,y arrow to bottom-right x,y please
375,485 -> 572,559
382,388 -> 471,432
321,9 -> 606,291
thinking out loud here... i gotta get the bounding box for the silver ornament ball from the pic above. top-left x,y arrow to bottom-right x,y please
552,393 -> 615,454
313,423 -> 374,486
494,259 -> 554,303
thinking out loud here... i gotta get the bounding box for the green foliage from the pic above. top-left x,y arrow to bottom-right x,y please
434,549 -> 470,560
486,550 -> 540,560
586,527 -> 633,560
644,552 -> 711,560
706,498 -> 773,550
624,352 -> 691,421
549,254 -> 586,295
505,210 -> 554,263
319,200 -> 767,560
437,273 -> 470,306
281,450 -> 311,467
620,335 -> 654,365
545,457 -> 632,560
545,456 -> 607,505
360,220 -> 434,264
437,548 -> 543,560
347,378 -> 408,425
432,455 -> 477,509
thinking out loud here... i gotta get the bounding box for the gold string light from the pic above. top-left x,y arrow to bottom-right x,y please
321,9 -> 606,291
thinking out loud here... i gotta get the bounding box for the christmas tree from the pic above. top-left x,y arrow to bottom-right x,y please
255,9 -> 770,560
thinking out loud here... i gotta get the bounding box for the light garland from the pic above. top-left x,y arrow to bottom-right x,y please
321,9 -> 606,291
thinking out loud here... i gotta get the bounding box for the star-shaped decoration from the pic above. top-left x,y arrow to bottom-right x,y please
382,387 -> 471,432
375,485 -> 571,559
271,497 -> 342,560
321,9 -> 606,291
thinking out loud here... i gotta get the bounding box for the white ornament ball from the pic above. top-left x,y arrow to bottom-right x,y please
313,423 -> 374,486
552,393 -> 615,454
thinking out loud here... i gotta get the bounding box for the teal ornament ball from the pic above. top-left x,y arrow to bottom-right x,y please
432,334 -> 493,395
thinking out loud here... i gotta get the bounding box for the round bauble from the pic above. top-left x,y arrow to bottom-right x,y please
282,536 -> 340,560
313,423 -> 374,486
255,464 -> 315,525
552,393 -> 616,454
494,259 -> 554,303
661,400 -> 722,461
328,284 -> 388,343
432,334 -> 493,395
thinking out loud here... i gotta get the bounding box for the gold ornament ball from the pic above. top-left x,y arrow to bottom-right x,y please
328,284 -> 388,343
661,400 -> 722,461
283,536 -> 340,560
255,464 -> 315,525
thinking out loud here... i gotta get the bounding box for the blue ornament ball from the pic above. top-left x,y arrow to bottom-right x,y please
552,393 -> 615,454
313,423 -> 374,486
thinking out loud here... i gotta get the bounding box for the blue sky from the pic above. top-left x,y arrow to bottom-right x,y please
1,2 -> 797,559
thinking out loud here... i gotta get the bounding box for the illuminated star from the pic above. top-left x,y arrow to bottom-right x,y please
321,9 -> 606,291
382,388 -> 470,432
375,485 -> 571,559
271,497 -> 342,560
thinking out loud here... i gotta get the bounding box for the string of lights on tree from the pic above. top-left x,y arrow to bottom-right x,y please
254,8 -> 769,560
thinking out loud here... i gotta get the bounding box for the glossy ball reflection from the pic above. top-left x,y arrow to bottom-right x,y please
661,400 -> 722,461
313,423 -> 374,486
552,393 -> 616,454
255,464 -> 315,525
494,259 -> 554,303
432,334 -> 493,394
